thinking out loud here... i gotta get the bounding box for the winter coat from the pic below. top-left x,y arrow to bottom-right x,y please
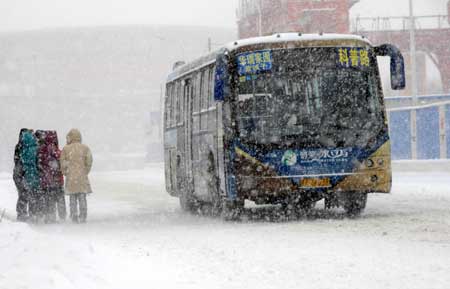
14,129 -> 29,166
38,131 -> 64,190
60,129 -> 93,194
13,129 -> 32,191
20,131 -> 40,191
13,158 -> 25,192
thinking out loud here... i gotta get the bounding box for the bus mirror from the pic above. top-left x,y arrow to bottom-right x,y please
214,50 -> 230,102
375,44 -> 406,90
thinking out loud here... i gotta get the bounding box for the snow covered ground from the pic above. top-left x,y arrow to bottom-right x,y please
1,162 -> 450,289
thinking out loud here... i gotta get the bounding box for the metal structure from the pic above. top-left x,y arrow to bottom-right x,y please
386,94 -> 450,160
354,14 -> 450,93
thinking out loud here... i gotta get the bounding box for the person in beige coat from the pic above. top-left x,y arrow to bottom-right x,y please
60,129 -> 93,223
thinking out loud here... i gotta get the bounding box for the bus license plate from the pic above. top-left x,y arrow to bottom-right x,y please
301,178 -> 331,188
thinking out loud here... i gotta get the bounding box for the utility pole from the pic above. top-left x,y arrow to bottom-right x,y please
208,38 -> 212,53
409,0 -> 418,104
409,0 -> 418,159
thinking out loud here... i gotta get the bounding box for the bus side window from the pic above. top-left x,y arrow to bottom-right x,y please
174,81 -> 181,125
173,81 -> 179,127
178,80 -> 184,125
201,69 -> 209,131
193,72 -> 200,114
208,66 -> 215,108
199,70 -> 205,129
168,84 -> 174,128
167,83 -> 175,127
164,84 -> 170,129
192,72 -> 200,161
201,69 -> 209,111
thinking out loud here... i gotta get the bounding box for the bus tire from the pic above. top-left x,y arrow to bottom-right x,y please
211,193 -> 223,217
207,152 -> 223,217
179,191 -> 197,213
324,193 -> 339,209
342,192 -> 367,217
295,200 -> 316,217
221,199 -> 244,221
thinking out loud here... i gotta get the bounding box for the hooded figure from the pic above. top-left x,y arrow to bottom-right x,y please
14,129 -> 30,166
20,131 -> 44,220
13,128 -> 32,221
20,131 -> 40,191
34,130 -> 47,144
38,131 -> 66,222
60,129 -> 93,223
38,131 -> 64,190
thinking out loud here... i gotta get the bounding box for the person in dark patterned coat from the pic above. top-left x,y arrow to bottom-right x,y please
13,128 -> 33,221
20,131 -> 42,222
38,131 -> 66,223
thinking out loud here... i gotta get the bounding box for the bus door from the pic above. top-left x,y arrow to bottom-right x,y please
183,79 -> 194,191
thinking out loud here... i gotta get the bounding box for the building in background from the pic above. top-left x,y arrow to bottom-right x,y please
237,0 -> 450,95
237,0 -> 359,38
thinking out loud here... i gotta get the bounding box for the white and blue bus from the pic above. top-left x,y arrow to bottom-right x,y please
164,33 -> 405,219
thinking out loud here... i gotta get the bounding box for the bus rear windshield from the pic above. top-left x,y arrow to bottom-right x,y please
235,47 -> 384,148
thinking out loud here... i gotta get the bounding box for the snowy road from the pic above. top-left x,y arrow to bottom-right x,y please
1,162 -> 450,289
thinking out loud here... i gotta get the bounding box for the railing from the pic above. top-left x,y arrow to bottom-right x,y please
351,15 -> 449,33
386,95 -> 450,160
385,94 -> 450,110
385,94 -> 450,101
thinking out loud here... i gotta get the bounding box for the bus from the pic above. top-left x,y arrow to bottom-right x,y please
163,33 -> 405,219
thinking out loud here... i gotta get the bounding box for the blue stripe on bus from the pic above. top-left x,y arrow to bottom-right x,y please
229,132 -> 389,188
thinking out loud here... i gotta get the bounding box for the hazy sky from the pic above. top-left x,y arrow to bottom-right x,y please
0,0 -> 447,32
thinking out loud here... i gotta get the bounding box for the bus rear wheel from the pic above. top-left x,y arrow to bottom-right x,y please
341,192 -> 367,217
221,199 -> 244,221
179,191 -> 198,213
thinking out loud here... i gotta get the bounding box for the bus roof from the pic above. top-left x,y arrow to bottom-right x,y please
224,33 -> 371,51
167,33 -> 372,83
